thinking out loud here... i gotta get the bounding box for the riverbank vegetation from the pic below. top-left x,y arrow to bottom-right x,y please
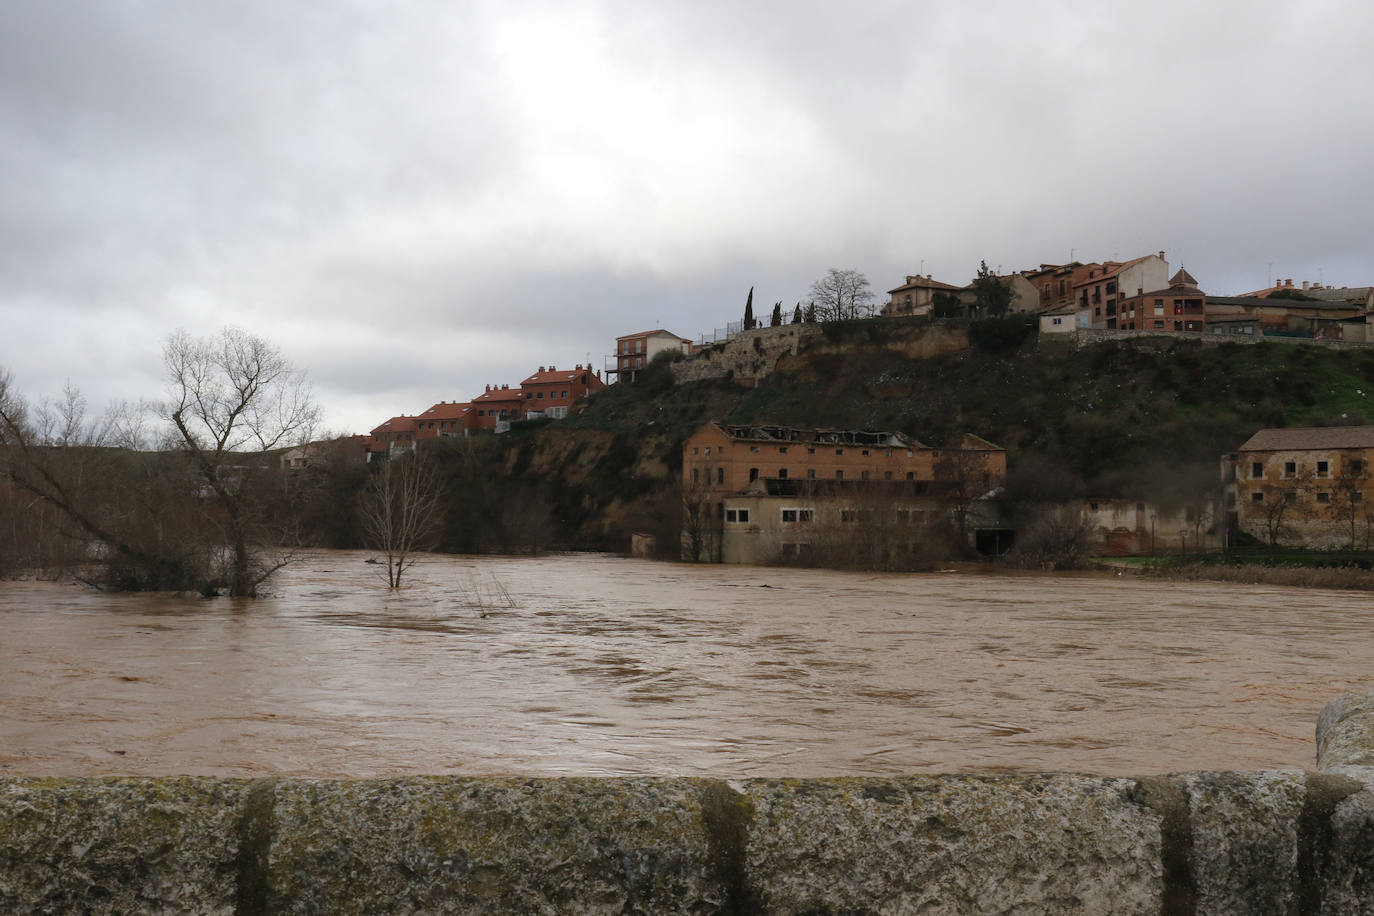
1116,549 -> 1374,590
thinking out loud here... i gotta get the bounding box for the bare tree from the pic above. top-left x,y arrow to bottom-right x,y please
164,328 -> 320,596
360,452 -> 442,588
1328,458 -> 1370,549
680,464 -> 718,562
0,369 -> 207,587
1257,471 -> 1311,547
808,268 -> 875,321
933,445 -> 995,549
1010,505 -> 1095,570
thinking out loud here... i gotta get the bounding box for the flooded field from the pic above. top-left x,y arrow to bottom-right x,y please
1,552 -> 1370,778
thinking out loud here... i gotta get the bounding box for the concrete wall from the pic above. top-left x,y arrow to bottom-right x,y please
5,696 -> 1374,914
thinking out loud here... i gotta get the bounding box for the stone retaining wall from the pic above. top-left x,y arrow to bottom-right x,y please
672,324 -> 818,385
4,695 -> 1374,914
1071,327 -> 1374,351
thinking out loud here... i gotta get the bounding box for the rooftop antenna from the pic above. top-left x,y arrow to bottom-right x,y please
1267,261 -> 1274,287
1069,247 -> 1076,262
919,259 -> 925,275
1319,266 -> 1325,286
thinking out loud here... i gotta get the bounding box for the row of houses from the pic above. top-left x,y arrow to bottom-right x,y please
884,252 -> 1374,342
368,364 -> 607,458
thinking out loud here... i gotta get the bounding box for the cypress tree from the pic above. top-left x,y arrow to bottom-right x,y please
791,303 -> 802,324
743,287 -> 755,330
770,302 -> 782,326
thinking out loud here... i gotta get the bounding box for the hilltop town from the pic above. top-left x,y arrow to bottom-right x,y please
357,251 -> 1374,456
328,251 -> 1374,567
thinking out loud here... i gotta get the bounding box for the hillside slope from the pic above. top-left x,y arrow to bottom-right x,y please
428,322 -> 1374,553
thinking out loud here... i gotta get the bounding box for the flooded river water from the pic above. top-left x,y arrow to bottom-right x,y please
2,552 -> 1370,777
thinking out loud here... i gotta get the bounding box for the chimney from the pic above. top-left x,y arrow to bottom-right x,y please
539,366 -> 545,372
1137,288 -> 1143,296
550,365 -> 556,371
1286,279 -> 1294,287
1302,281 -> 1310,290
1158,250 -> 1165,260
485,384 -> 490,392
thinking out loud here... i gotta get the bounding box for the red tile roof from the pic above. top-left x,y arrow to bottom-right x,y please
886,276 -> 965,295
616,329 -> 691,342
521,367 -> 590,386
418,401 -> 472,420
1238,427 -> 1374,452
472,387 -> 522,403
370,416 -> 417,436
1071,254 -> 1158,288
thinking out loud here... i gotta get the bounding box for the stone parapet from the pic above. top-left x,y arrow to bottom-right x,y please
5,697 -> 1374,913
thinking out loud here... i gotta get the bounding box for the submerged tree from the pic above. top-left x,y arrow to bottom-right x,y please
360,452 -> 442,588
164,327 -> 320,596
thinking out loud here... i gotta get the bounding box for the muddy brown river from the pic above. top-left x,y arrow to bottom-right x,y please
1,552 -> 1370,777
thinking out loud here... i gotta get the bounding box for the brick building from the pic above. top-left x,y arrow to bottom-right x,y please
1223,427 -> 1374,548
1022,262 -> 1101,313
519,365 -> 606,419
882,275 -> 966,317
681,422 -> 1008,563
412,401 -> 475,438
370,416 -> 418,457
1114,269 -> 1206,332
1075,252 -> 1171,329
470,385 -> 525,431
611,330 -> 692,380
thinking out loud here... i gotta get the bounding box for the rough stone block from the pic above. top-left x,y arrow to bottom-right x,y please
266,777 -> 721,914
741,775 -> 1161,914
1317,693 -> 1374,770
1318,780 -> 1374,915
0,777 -> 253,916
1180,770 -> 1305,914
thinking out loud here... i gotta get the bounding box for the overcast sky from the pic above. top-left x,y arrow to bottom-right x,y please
3,0 -> 1372,435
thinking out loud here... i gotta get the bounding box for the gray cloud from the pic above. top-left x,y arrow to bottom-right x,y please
2,0 -> 1372,433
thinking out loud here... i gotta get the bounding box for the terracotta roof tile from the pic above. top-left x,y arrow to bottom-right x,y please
1238,426 -> 1374,452
418,401 -> 472,420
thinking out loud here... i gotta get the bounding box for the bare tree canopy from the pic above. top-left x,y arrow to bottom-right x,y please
360,452 -> 442,588
808,268 -> 875,321
164,327 -> 320,596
